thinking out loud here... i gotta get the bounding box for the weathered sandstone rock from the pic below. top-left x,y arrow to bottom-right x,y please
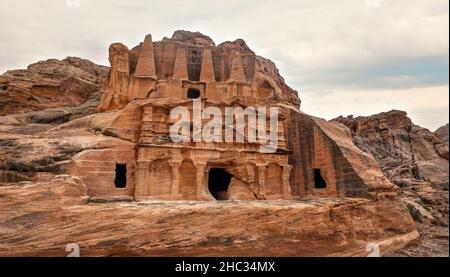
287,111 -> 394,199
0,57 -> 107,118
0,177 -> 417,257
0,31 -> 419,256
332,110 -> 449,256
435,124 -> 449,142
333,110 -> 449,187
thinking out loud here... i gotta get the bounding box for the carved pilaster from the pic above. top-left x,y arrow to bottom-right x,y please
281,164 -> 293,199
256,163 -> 268,200
194,162 -> 214,200
247,164 -> 256,192
169,160 -> 182,199
135,161 -> 151,198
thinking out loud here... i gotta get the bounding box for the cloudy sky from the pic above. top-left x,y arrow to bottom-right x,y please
0,0 -> 448,130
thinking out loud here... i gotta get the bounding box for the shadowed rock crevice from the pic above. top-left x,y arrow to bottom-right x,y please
208,168 -> 232,200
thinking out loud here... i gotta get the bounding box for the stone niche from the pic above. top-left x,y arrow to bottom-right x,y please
182,81 -> 206,99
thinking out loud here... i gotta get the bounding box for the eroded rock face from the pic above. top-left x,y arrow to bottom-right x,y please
287,111 -> 394,200
332,110 -> 449,241
333,110 -> 448,188
0,57 -> 108,119
435,124 -> 449,142
0,179 -> 418,257
0,31 -> 419,256
0,121 -> 136,188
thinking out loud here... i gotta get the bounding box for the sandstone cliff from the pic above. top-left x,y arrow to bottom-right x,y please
0,31 -> 420,257
0,177 -> 417,257
0,101 -> 418,256
435,124 -> 449,142
333,110 -> 448,188
333,111 -> 449,256
0,57 -> 108,119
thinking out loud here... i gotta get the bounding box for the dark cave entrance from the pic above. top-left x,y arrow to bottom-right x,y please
114,163 -> 127,188
187,88 -> 201,99
313,168 -> 327,189
208,168 -> 232,200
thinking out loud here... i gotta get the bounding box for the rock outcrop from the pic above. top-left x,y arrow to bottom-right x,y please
0,179 -> 417,257
0,31 -> 419,257
333,110 -> 449,188
333,111 -> 449,256
435,124 -> 449,142
0,57 -> 108,119
0,104 -> 418,256
286,111 -> 394,199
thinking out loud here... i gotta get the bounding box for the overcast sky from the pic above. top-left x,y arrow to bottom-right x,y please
0,0 -> 448,130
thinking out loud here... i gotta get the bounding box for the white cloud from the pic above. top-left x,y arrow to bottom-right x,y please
0,0 -> 447,71
0,0 -> 448,129
301,85 -> 449,130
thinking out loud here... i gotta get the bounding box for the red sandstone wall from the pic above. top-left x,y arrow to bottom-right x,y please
68,142 -> 136,199
287,110 -> 394,199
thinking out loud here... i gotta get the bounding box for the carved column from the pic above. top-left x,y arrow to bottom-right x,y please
281,164 -> 293,199
169,160 -> 182,200
247,164 -> 256,192
256,163 -> 267,199
135,161 -> 151,199
194,162 -> 213,200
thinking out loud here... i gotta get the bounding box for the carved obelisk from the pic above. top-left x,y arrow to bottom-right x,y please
200,48 -> 216,82
230,53 -> 247,83
135,34 -> 157,78
173,47 -> 189,80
